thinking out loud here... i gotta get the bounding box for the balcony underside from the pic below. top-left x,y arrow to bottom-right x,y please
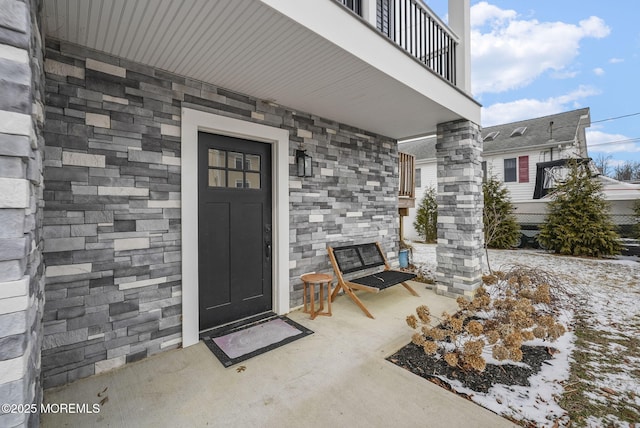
43,0 -> 479,139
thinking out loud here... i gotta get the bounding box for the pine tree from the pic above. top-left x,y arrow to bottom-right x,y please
483,176 -> 520,249
538,159 -> 621,257
413,186 -> 438,243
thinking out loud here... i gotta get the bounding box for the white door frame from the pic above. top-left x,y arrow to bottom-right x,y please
181,108 -> 290,347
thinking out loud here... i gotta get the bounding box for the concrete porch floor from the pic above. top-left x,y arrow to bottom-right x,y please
42,283 -> 516,428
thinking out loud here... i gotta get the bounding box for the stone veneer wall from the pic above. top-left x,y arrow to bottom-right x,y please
287,123 -> 399,302
0,0 -> 46,427
41,40 -> 399,387
435,119 -> 484,298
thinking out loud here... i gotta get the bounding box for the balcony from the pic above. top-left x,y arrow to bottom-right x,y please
339,0 -> 459,86
44,0 -> 479,139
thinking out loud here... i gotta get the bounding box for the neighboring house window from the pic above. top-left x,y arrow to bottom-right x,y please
415,168 -> 421,188
481,161 -> 487,182
504,158 -> 517,182
540,150 -> 550,162
518,156 -> 529,183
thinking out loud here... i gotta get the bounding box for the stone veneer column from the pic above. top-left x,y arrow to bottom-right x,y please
0,0 -> 46,427
435,119 -> 483,298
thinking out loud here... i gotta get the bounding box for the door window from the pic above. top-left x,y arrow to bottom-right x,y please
207,149 -> 261,189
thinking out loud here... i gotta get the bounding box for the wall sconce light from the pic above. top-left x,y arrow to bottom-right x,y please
296,149 -> 313,177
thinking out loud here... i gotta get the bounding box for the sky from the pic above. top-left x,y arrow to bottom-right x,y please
426,1 -> 640,167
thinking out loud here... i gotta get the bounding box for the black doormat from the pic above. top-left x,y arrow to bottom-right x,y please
201,315 -> 313,367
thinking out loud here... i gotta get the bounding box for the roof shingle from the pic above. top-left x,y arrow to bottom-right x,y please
399,108 -> 590,160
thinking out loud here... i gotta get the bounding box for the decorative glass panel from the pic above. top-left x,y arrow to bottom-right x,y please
245,154 -> 260,172
208,169 -> 225,187
208,149 -> 225,168
229,152 -> 243,170
228,170 -> 243,188
245,172 -> 261,189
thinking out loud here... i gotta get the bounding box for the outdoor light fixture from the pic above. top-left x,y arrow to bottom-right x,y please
296,149 -> 313,177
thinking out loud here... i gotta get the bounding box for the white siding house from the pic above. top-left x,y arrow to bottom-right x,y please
400,108 -> 592,240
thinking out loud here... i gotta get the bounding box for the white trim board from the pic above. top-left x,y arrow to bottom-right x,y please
181,108 -> 290,347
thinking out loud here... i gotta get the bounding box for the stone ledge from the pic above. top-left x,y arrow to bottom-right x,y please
113,237 -> 149,252
0,294 -> 28,316
0,310 -> 28,338
0,133 -> 30,157
44,59 -> 84,79
62,151 -> 106,168
0,110 -> 31,137
85,58 -> 126,78
0,352 -> 27,384
0,275 -> 28,299
45,263 -> 92,278
0,178 -> 28,209
0,0 -> 28,34
0,43 -> 28,63
118,276 -> 168,291
97,186 -> 149,197
0,237 -> 27,261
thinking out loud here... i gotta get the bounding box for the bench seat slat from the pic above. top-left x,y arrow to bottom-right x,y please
350,270 -> 417,290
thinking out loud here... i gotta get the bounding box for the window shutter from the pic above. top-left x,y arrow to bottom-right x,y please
518,156 -> 529,183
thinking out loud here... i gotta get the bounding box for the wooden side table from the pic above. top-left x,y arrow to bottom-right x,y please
300,273 -> 333,320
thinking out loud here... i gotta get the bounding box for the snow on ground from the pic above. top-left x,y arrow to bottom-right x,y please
409,243 -> 640,427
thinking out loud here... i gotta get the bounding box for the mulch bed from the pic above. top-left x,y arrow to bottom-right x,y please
388,343 -> 555,394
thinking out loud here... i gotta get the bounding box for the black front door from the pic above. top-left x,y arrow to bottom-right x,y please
198,132 -> 273,330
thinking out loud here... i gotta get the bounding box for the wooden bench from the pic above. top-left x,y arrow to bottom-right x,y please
327,242 -> 418,319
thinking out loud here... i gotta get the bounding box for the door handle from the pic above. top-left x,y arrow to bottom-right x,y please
265,243 -> 272,259
264,224 -> 272,259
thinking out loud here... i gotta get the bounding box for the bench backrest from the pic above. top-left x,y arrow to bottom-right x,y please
331,243 -> 386,274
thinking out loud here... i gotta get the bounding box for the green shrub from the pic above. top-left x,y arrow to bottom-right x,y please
483,176 -> 520,249
538,160 -> 621,257
414,186 -> 438,243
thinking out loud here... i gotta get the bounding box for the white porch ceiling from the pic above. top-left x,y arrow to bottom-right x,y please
43,0 -> 479,139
